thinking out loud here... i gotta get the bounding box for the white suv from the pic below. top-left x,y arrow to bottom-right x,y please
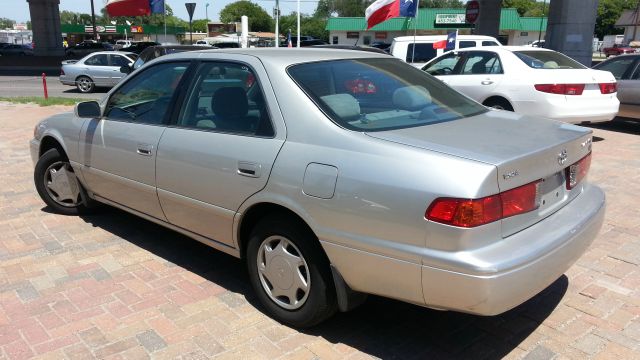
390,35 -> 501,68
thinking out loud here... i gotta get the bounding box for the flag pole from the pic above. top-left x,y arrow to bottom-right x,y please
296,0 -> 300,48
411,0 -> 420,64
455,29 -> 459,50
163,0 -> 167,44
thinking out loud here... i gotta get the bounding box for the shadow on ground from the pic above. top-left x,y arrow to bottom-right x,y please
76,206 -> 566,360
584,117 -> 640,136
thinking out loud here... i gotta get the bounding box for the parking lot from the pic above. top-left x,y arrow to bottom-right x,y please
0,102 -> 637,359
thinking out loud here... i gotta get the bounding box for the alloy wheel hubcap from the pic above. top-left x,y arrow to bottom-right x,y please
257,236 -> 310,310
78,79 -> 91,91
44,161 -> 81,207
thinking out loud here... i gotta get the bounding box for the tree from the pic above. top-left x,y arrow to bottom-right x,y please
220,1 -> 273,32
0,17 -> 16,29
279,13 -> 328,41
595,0 -> 638,39
192,19 -> 209,33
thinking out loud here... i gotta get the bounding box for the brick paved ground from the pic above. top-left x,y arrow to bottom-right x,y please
0,102 -> 639,360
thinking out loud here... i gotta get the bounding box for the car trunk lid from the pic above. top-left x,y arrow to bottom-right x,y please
365,110 -> 594,237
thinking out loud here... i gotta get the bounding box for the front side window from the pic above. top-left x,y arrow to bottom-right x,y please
406,43 -> 437,63
596,57 -> 636,79
85,54 -> 108,66
288,58 -> 486,132
111,54 -> 132,67
105,62 -> 190,124
177,62 -> 274,137
461,52 -> 503,74
631,63 -> 640,79
423,53 -> 463,75
514,50 -> 586,69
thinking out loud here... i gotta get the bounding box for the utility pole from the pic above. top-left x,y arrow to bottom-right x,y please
538,0 -> 546,44
274,0 -> 280,48
90,0 -> 97,40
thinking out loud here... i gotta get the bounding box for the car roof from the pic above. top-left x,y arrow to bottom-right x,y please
85,51 -> 135,56
160,48 -> 390,67
445,46 -> 554,53
393,35 -> 499,42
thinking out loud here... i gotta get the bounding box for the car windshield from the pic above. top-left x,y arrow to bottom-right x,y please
513,50 -> 586,69
288,58 -> 486,132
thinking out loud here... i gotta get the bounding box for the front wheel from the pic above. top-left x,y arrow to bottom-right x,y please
484,98 -> 514,111
76,76 -> 95,93
34,148 -> 90,215
246,214 -> 337,328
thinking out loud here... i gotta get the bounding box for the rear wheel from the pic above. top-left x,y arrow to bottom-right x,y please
76,76 -> 95,93
34,148 -> 91,215
246,214 -> 337,328
484,98 -> 514,111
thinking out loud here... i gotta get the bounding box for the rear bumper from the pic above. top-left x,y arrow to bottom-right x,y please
513,96 -> 619,124
421,184 -> 605,315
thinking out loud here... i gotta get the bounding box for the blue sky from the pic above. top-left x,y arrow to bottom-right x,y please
3,0 -> 319,23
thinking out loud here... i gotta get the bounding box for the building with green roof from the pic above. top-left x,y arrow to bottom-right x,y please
325,8 -> 547,47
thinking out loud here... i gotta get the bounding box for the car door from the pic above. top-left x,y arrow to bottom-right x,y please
108,54 -> 132,85
621,63 -> 640,105
444,51 -> 504,102
82,54 -> 112,87
155,58 -> 285,247
78,61 -> 192,220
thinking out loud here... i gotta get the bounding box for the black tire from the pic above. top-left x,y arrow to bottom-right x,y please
484,97 -> 514,111
76,76 -> 95,93
246,214 -> 337,328
34,148 -> 91,216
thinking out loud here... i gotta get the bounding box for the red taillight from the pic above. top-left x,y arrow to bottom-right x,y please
565,152 -> 591,190
246,73 -> 255,88
426,181 -> 541,228
534,83 -> 585,95
598,83 -> 617,94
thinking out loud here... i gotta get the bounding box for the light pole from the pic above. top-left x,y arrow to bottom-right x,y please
90,0 -> 97,40
206,3 -> 210,22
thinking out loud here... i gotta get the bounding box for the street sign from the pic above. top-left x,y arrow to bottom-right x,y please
466,0 -> 480,24
185,3 -> 196,21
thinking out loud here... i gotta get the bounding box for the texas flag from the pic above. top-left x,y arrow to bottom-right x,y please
366,0 -> 417,30
433,30 -> 458,50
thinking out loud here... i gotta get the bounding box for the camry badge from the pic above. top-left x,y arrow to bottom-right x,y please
558,149 -> 568,165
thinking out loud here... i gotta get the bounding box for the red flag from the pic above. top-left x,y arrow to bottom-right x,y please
106,0 -> 151,17
432,40 -> 447,49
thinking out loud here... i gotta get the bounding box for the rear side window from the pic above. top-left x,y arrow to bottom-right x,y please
288,58 -> 486,132
177,62 -> 274,137
482,41 -> 500,46
459,41 -> 476,49
514,50 -> 586,69
406,43 -> 436,63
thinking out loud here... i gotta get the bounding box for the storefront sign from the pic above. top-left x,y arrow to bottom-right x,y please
346,32 -> 360,39
375,32 -> 387,39
435,14 -> 466,25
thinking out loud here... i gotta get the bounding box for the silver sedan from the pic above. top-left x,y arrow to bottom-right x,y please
59,51 -> 137,93
32,49 -> 605,327
593,54 -> 640,118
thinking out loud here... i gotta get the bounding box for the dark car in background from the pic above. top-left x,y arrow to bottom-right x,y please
65,42 -> 114,59
122,41 -> 160,54
127,45 -> 208,71
0,44 -> 34,56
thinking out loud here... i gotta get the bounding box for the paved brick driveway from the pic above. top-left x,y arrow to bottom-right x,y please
0,103 -> 639,359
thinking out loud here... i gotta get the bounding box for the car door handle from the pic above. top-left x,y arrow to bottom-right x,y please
237,161 -> 261,178
136,143 -> 153,156
481,80 -> 494,85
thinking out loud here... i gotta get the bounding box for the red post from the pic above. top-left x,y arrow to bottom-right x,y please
42,72 -> 48,100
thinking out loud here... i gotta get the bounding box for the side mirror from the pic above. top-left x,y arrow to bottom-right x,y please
75,101 -> 101,118
120,65 -> 132,74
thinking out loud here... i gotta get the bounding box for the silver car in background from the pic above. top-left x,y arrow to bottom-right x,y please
32,49 -> 605,327
59,51 -> 137,93
593,54 -> 640,118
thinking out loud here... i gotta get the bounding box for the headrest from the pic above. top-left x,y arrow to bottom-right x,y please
213,87 -> 248,119
471,62 -> 486,74
543,61 -> 559,69
392,86 -> 431,111
320,94 -> 361,121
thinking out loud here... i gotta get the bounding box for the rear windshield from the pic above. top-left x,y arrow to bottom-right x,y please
514,50 -> 586,69
287,58 -> 486,132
